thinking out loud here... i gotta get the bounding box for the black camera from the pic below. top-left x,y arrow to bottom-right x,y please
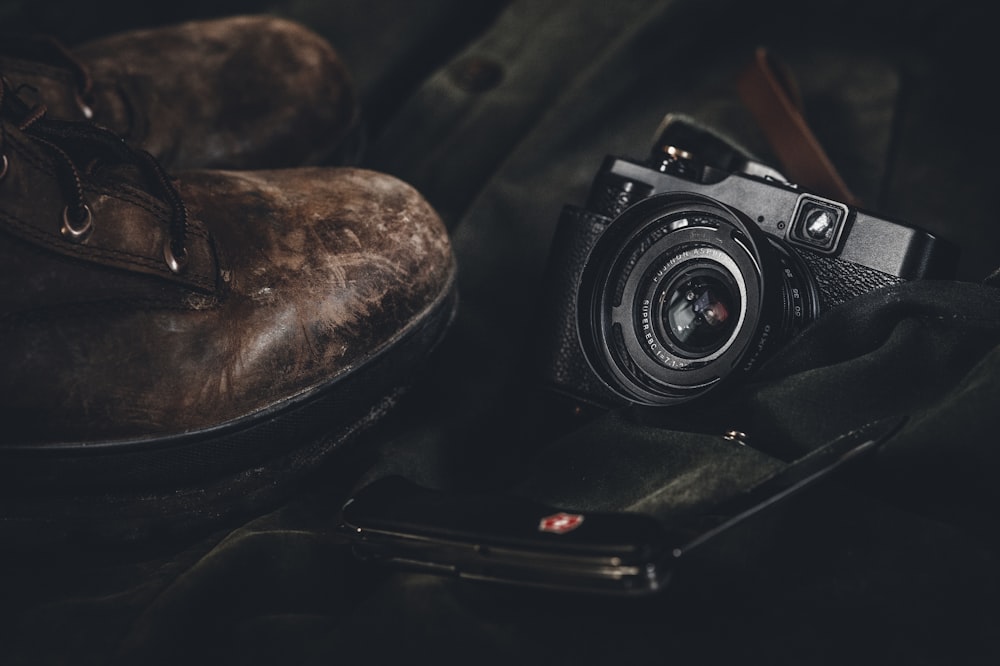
537,116 -> 957,408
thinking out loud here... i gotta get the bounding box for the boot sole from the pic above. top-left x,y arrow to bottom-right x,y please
0,269 -> 458,547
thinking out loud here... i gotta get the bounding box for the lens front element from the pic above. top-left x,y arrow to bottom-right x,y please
659,265 -> 741,357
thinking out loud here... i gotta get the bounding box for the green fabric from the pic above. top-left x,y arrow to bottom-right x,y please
2,0 -> 1000,664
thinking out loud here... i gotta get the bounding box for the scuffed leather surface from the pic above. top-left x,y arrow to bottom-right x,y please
2,165 -> 454,442
1,15 -> 359,170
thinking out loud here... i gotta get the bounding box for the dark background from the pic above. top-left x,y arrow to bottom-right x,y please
2,1 -> 1000,664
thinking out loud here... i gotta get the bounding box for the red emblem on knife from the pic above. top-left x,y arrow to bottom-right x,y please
538,512 -> 584,534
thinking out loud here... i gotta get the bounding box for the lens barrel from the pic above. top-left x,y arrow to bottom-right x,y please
578,193 -> 818,406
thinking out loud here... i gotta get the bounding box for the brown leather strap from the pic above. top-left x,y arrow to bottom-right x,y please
738,47 -> 861,206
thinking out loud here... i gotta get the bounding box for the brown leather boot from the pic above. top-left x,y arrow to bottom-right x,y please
0,14 -> 360,170
0,79 -> 455,544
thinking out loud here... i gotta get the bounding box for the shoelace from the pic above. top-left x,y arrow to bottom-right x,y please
0,33 -> 95,119
0,75 -> 188,272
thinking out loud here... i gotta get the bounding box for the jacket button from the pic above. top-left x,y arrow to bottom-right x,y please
450,56 -> 504,93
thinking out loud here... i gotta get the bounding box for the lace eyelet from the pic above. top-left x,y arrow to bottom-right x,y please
163,240 -> 188,274
74,91 -> 94,121
61,204 -> 93,243
0,154 -> 8,181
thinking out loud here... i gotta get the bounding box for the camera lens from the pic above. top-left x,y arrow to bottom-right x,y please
578,193 -> 818,406
659,269 -> 739,357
